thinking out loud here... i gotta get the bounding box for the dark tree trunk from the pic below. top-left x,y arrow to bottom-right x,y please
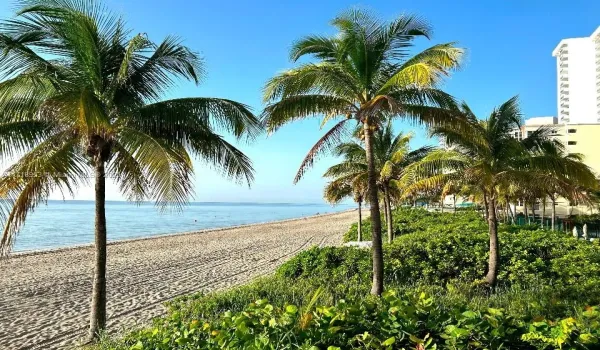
382,195 -> 388,230
483,192 -> 489,220
357,200 -> 363,242
88,160 -> 107,341
506,198 -> 515,224
541,197 -> 546,229
524,201 -> 528,223
485,194 -> 499,287
453,195 -> 457,214
384,187 -> 393,244
551,195 -> 556,231
364,123 -> 384,296
531,200 -> 536,225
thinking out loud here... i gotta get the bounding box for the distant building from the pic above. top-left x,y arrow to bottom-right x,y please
518,117 -> 600,175
441,27 -> 600,216
552,26 -> 600,124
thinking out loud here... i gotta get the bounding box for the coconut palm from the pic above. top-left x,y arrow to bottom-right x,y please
262,9 -> 463,295
324,125 -> 433,243
0,1 -> 259,340
401,97 -> 597,287
524,140 -> 598,230
324,175 -> 367,241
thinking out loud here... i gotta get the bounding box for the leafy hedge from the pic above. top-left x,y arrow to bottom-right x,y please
344,208 -> 485,242
97,209 -> 600,350
103,291 -> 600,350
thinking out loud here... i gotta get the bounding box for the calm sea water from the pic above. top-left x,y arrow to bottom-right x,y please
12,201 -> 352,252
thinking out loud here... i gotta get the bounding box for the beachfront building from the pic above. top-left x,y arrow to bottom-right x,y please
512,117 -> 600,216
552,26 -> 600,124
442,26 -> 600,216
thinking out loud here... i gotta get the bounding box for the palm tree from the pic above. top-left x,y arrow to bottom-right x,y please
324,176 -> 367,241
525,140 -> 598,231
325,125 -> 432,243
401,97 -> 597,287
261,9 -> 463,295
0,1 -> 259,341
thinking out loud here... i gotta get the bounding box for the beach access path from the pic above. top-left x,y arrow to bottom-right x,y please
0,210 -> 361,349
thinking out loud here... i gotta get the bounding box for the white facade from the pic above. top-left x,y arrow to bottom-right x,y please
552,26 -> 600,124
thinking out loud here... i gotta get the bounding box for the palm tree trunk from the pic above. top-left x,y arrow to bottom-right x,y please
531,200 -> 536,225
357,200 -> 363,242
88,160 -> 107,341
453,195 -> 457,214
382,196 -> 388,230
483,192 -> 489,220
551,195 -> 556,231
384,187 -> 393,244
363,123 -> 383,296
541,197 -> 546,229
506,197 -> 515,224
485,194 -> 499,287
524,202 -> 528,224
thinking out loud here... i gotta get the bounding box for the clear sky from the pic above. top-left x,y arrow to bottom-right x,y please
0,0 -> 598,203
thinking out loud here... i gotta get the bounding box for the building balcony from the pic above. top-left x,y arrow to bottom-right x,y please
560,63 -> 569,68
561,110 -> 570,116
560,83 -> 569,88
560,76 -> 569,82
560,103 -> 569,108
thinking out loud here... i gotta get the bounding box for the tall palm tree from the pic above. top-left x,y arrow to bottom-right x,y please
325,125 -> 432,243
261,9 -> 463,295
401,97 -> 597,287
323,176 -> 367,241
0,1 -> 259,341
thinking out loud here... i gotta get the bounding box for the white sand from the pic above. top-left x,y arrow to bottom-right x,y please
0,210 -> 361,349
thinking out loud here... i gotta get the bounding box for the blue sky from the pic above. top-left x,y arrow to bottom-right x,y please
1,0 -> 598,203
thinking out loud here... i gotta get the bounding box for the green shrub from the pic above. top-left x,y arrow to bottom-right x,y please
344,208 -> 485,243
98,291 -> 600,349
97,209 -> 600,350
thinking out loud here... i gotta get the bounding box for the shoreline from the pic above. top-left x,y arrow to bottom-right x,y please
12,208 -> 356,258
1,210 -> 361,349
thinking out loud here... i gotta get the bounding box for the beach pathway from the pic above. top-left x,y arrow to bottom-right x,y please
0,210 -> 359,349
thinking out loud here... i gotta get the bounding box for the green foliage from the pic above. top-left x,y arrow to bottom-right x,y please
98,291 -> 600,349
97,209 -> 600,349
344,208 -> 484,243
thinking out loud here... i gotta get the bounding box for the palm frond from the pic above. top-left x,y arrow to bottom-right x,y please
294,119 -> 350,183
135,97 -> 260,140
0,135 -> 87,255
262,95 -> 355,133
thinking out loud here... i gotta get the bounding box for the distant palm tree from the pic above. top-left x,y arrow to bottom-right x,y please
325,125 -> 432,243
323,176 -> 367,241
402,97 -> 597,287
0,1 -> 259,341
262,9 -> 463,295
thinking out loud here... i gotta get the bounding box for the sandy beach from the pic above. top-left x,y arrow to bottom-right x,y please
0,210 -> 360,349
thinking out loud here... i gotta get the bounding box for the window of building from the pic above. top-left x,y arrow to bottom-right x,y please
568,129 -> 577,133
568,141 -> 577,145
526,131 -> 533,137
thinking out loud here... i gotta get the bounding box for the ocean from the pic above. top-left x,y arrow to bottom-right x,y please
11,200 -> 353,252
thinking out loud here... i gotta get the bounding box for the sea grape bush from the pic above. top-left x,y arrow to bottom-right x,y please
102,291 -> 600,349
343,208 -> 485,243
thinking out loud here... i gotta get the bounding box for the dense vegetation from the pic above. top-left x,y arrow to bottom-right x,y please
98,209 -> 600,349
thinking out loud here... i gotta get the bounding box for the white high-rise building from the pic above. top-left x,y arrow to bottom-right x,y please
552,26 -> 600,124
552,27 -> 600,124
